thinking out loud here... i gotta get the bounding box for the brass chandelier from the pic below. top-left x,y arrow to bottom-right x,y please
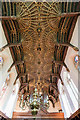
19,88 -> 49,115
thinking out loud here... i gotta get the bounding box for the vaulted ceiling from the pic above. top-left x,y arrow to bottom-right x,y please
1,1 -> 80,106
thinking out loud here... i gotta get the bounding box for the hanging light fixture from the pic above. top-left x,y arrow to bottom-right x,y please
19,87 -> 49,115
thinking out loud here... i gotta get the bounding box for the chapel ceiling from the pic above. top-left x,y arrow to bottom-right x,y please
0,1 -> 80,107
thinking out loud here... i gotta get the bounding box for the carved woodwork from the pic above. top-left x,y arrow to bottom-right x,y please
1,1 -> 80,109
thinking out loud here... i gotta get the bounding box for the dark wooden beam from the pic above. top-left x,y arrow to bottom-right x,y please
14,72 -> 28,85
54,42 -> 79,51
51,73 -> 64,85
21,83 -> 28,86
51,73 -> 59,77
69,108 -> 80,120
0,111 -> 9,119
0,16 -> 17,20
50,84 -> 58,91
0,12 -> 80,20
2,20 -> 19,78
59,75 -> 64,85
57,16 -> 78,85
0,43 -> 21,52
8,60 -> 24,72
14,73 -> 34,85
61,12 -> 80,17
52,61 -> 70,72
17,73 -> 28,79
0,41 -> 78,53
63,62 -> 70,72
50,83 -> 57,86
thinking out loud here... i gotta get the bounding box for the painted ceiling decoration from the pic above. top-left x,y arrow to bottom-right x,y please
0,1 -> 80,115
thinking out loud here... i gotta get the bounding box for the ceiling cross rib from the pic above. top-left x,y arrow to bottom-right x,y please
0,41 -> 78,52
0,12 -> 80,20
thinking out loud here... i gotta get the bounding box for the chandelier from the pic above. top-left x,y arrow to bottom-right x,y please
19,88 -> 49,115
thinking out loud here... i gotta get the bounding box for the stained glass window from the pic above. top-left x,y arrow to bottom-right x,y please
0,56 -> 3,64
74,55 -> 80,72
0,56 -> 3,69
